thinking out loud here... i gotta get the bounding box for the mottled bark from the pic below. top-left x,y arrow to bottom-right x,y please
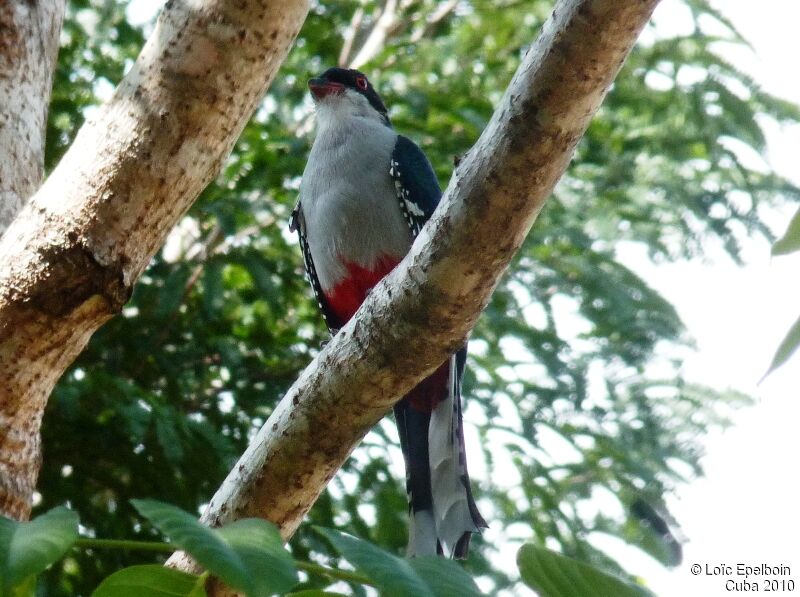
0,0 -> 65,235
170,0 -> 661,585
0,0 -> 309,520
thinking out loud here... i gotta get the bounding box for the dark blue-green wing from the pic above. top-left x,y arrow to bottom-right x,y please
389,135 -> 442,237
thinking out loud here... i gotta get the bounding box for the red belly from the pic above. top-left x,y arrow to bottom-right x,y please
325,255 -> 449,413
325,256 -> 400,323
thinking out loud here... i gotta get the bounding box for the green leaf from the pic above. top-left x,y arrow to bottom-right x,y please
132,500 -> 252,594
132,500 -> 297,596
628,499 -> 682,567
0,506 -> 79,591
316,528 -> 434,597
202,261 -> 225,316
216,519 -> 297,595
517,544 -> 651,597
154,268 -> 192,319
9,575 -> 37,597
408,557 -> 484,596
91,565 -> 206,597
154,407 -> 185,466
772,206 -> 800,256
763,312 -> 800,379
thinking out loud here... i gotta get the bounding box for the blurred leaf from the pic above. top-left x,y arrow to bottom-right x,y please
628,499 -> 682,567
154,268 -> 191,319
154,407 -> 185,466
9,574 -> 37,597
316,528 -> 435,597
132,500 -> 252,594
763,312 -> 800,379
91,565 -> 206,597
216,519 -> 298,595
132,500 -> 296,596
517,544 -> 652,597
408,556 -> 484,596
772,206 -> 800,256
0,507 -> 79,591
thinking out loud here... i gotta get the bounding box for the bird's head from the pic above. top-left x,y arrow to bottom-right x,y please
308,68 -> 390,126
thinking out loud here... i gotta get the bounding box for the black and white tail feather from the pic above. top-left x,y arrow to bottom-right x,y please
390,136 -> 487,559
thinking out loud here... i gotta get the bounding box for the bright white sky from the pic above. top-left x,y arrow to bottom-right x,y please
600,1 -> 800,595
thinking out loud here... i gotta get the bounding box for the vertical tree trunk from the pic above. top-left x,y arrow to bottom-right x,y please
0,0 -> 66,519
0,0 -> 309,521
0,0 -> 65,234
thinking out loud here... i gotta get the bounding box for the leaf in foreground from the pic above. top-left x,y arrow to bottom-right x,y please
763,312 -> 800,380
317,527 -> 483,596
516,543 -> 652,597
216,519 -> 297,595
132,500 -> 250,593
408,556 -> 484,596
0,506 -> 79,591
132,499 -> 297,596
317,528 -> 431,596
771,206 -> 800,256
92,565 -> 206,597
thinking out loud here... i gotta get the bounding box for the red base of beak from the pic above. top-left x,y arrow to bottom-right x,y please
308,79 -> 345,100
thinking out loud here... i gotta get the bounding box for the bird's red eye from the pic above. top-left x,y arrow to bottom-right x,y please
356,76 -> 368,90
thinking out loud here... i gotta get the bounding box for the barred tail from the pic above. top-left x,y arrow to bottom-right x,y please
394,347 -> 487,559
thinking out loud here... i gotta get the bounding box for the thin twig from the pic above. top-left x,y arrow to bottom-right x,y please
75,538 -> 175,552
296,561 -> 376,587
76,537 -> 376,588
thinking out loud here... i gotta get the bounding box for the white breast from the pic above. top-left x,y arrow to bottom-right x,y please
300,110 -> 412,292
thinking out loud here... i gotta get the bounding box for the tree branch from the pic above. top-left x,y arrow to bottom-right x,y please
0,0 -> 309,520
408,0 -> 458,44
338,5 -> 365,67
349,0 -> 401,69
168,0 -> 661,581
0,0 -> 65,235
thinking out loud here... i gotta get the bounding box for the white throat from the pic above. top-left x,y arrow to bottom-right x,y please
313,88 -> 387,132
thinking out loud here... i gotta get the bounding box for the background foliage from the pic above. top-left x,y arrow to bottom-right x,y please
35,0 -> 799,594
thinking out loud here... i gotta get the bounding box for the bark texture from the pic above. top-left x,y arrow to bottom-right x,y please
0,0 -> 65,235
0,0 -> 309,520
170,0 -> 661,582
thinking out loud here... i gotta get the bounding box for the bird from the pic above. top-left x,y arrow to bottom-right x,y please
290,67 -> 486,559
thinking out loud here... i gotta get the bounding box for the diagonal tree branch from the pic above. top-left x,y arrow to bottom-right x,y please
342,0 -> 457,71
169,0 -> 661,582
0,0 -> 309,520
0,0 -> 66,235
338,5 -> 366,67
408,0 -> 458,44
